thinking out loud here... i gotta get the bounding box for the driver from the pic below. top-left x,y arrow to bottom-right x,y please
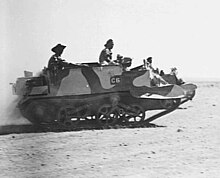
48,44 -> 67,70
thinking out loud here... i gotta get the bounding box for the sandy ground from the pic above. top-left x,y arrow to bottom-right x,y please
0,81 -> 220,178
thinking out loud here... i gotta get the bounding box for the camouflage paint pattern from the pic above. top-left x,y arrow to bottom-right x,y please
13,65 -> 189,99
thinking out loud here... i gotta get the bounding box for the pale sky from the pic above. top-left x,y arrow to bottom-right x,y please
1,0 -> 220,108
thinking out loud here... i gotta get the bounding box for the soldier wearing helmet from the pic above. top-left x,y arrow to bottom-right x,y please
48,44 -> 67,70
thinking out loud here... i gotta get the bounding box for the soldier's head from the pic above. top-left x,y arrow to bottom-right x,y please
104,39 -> 114,50
147,57 -> 152,64
51,44 -> 66,56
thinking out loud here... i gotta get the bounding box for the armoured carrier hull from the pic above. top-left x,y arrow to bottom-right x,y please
12,62 -> 197,129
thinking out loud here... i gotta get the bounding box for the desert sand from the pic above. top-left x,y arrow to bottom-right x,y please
0,81 -> 220,178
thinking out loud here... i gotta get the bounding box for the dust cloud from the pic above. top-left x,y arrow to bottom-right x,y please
0,95 -> 30,126
0,69 -> 44,126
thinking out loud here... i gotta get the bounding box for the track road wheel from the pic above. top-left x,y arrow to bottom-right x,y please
124,104 -> 145,125
77,104 -> 91,121
96,104 -> 119,127
160,99 -> 181,110
57,107 -> 80,128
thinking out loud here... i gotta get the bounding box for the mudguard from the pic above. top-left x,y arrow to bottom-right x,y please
130,84 -> 185,99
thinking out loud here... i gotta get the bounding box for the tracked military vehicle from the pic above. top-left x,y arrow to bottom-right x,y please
12,57 -> 196,129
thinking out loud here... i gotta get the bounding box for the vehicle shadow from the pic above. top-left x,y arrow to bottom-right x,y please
0,121 -> 166,136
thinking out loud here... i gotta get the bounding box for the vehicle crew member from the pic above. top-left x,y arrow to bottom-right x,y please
99,39 -> 117,65
48,43 -> 67,70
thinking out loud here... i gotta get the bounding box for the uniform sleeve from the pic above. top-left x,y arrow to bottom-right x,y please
48,55 -> 56,68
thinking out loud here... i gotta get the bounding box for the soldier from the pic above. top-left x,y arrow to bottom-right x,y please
48,44 -> 67,70
146,57 -> 153,69
99,39 -> 117,65
160,70 -> 165,76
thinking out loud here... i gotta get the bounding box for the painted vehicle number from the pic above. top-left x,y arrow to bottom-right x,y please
110,76 -> 121,85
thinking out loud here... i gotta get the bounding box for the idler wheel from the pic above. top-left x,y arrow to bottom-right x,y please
96,104 -> 119,127
124,104 -> 145,125
24,101 -> 54,124
160,99 -> 181,110
57,107 -> 80,128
